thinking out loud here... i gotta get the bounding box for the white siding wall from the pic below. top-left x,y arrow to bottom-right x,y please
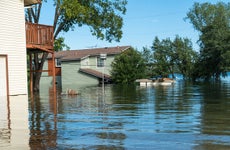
0,0 -> 28,95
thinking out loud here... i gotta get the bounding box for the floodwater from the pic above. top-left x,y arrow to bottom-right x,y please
1,81 -> 230,149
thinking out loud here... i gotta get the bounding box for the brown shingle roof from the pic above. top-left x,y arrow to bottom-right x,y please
79,68 -> 111,79
50,46 -> 130,61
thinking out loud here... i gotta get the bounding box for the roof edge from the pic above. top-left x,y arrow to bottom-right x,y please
47,45 -> 131,60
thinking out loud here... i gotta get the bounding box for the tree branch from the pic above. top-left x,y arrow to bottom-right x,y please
37,3 -> 42,23
26,9 -> 33,22
53,4 -> 60,32
54,22 -> 65,39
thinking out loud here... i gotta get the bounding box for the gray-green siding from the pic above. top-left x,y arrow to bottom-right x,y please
84,55 -> 115,75
40,54 -> 117,92
61,61 -> 99,91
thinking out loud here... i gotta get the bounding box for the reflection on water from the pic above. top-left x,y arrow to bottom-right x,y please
1,81 -> 230,149
0,96 -> 10,148
0,95 -> 30,150
29,89 -> 58,150
200,82 -> 230,136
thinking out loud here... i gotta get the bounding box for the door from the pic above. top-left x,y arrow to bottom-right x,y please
0,55 -> 8,97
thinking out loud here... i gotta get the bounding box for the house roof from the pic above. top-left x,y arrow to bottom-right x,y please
24,0 -> 41,6
79,68 -> 111,79
51,46 -> 130,61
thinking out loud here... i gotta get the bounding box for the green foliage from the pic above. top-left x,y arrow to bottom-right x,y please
186,2 -> 230,80
149,36 -> 197,79
54,37 -> 70,51
151,37 -> 174,77
141,46 -> 154,78
57,0 -> 127,42
111,47 -> 146,84
172,36 -> 198,79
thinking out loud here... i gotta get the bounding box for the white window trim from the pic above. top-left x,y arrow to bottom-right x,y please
55,58 -> 61,67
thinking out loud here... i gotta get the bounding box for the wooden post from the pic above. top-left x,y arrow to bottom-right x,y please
52,52 -> 56,99
29,53 -> 33,96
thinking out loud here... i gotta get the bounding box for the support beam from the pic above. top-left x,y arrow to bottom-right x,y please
29,53 -> 33,96
29,70 -> 50,73
52,53 -> 56,100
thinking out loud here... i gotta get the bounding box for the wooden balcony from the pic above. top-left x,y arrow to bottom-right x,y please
26,22 -> 54,53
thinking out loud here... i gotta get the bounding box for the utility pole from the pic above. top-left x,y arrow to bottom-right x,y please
100,54 -> 107,98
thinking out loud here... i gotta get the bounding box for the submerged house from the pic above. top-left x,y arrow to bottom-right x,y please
43,46 -> 130,90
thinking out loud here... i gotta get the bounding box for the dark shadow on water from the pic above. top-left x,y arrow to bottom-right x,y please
199,81 -> 230,136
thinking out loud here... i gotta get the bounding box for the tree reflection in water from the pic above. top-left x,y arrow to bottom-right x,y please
29,88 -> 58,150
25,82 -> 230,149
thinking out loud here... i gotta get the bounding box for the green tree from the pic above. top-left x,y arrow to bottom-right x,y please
150,36 -> 197,79
111,47 -> 146,84
172,36 -> 198,79
186,2 -> 230,80
25,0 -> 127,91
151,37 -> 175,78
54,37 -> 70,51
141,46 -> 154,78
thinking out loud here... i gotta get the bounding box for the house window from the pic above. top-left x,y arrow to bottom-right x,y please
97,57 -> 104,67
55,59 -> 61,67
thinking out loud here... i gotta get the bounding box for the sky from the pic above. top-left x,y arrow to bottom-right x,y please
39,0 -> 229,51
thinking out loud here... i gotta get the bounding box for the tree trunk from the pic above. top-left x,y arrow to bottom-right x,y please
32,52 -> 48,92
33,72 -> 42,92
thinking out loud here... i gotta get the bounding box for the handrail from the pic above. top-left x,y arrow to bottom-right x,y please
26,22 -> 54,49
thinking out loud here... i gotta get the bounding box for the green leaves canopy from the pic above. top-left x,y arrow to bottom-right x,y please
186,2 -> 230,80
172,36 -> 198,78
111,47 -> 146,84
26,0 -> 127,42
55,0 -> 127,42
54,37 -> 70,51
150,36 -> 197,79
152,37 -> 174,77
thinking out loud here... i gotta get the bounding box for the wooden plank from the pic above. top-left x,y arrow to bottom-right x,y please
25,22 -> 54,50
29,70 -> 50,73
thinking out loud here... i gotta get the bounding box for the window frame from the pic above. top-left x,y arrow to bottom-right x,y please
55,58 -> 61,67
97,57 -> 104,67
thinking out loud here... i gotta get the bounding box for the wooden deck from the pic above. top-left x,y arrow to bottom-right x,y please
25,22 -> 56,96
26,22 -> 54,52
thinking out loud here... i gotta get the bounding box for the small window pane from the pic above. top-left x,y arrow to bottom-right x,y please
55,59 -> 61,67
97,57 -> 104,67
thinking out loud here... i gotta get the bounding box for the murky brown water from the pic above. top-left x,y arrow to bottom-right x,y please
1,81 -> 230,149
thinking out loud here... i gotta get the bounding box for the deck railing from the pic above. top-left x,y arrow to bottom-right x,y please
26,22 -> 54,50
